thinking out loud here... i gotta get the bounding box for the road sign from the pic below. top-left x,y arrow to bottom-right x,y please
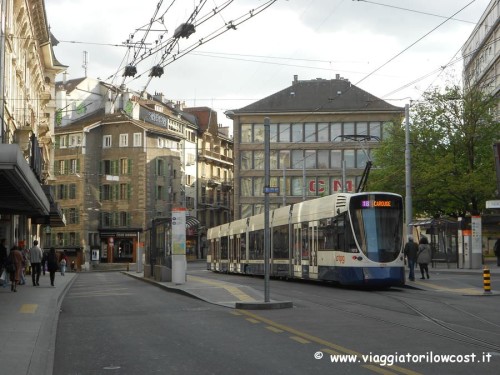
264,186 -> 279,194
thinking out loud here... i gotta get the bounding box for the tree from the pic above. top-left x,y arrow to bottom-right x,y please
369,84 -> 499,217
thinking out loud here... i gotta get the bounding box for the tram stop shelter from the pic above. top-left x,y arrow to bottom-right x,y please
409,218 -> 459,268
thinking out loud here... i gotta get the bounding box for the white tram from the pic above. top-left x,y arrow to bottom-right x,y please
207,192 -> 405,287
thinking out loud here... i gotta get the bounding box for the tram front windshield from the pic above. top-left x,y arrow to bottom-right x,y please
349,194 -> 403,263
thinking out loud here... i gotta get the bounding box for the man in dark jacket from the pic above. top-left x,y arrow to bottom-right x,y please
494,239 -> 500,266
404,235 -> 419,281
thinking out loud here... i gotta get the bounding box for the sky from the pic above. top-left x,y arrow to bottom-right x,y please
44,0 -> 491,128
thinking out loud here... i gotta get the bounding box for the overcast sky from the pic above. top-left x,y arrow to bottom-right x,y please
45,0 -> 490,127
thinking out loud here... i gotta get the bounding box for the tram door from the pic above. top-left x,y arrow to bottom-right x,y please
214,239 -> 220,272
229,236 -> 235,272
235,236 -> 241,272
309,221 -> 318,278
293,224 -> 302,278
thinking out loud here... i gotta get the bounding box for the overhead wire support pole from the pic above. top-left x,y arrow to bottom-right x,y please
264,117 -> 271,303
405,104 -> 412,237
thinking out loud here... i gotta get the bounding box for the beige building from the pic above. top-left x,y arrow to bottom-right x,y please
50,78 -> 234,263
228,75 -> 405,220
0,0 -> 66,249
185,107 -> 234,257
50,78 -> 201,266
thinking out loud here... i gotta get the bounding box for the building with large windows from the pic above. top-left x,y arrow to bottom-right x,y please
462,0 -> 499,118
227,75 -> 405,220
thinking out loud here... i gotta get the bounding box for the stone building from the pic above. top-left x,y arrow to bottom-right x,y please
0,0 -> 66,250
185,107 -> 234,258
227,75 -> 405,220
50,78 -> 199,266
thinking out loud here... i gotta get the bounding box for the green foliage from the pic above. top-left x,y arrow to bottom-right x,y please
369,85 -> 499,217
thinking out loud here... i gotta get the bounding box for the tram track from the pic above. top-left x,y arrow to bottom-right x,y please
300,292 -> 500,353
194,268 -> 500,352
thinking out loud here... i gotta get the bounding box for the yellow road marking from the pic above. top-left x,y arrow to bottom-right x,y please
414,281 -> 482,294
290,335 -> 310,344
245,318 -> 260,324
20,304 -> 38,314
238,310 -> 422,375
266,326 -> 284,333
188,275 -> 256,302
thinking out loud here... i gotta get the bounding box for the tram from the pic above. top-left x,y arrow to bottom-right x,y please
207,192 -> 405,287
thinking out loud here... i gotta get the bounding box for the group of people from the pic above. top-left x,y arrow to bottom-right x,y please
0,239 -> 69,292
404,235 -> 432,281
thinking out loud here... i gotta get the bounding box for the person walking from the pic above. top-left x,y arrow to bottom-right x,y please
8,246 -> 24,292
494,239 -> 500,266
60,250 -> 68,276
29,240 -> 43,286
403,235 -> 419,281
417,236 -> 432,280
0,238 -> 8,288
47,247 -> 59,287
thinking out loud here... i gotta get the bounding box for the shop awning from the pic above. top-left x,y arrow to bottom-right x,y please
31,185 -> 66,227
185,216 -> 201,229
0,144 -> 50,216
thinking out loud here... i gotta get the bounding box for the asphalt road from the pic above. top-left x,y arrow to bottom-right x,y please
54,267 -> 500,375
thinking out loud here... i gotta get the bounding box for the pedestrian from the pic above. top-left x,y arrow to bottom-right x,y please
494,239 -> 500,266
403,235 -> 419,281
8,246 -> 24,292
0,238 -> 8,288
60,250 -> 68,276
42,250 -> 48,275
417,236 -> 432,280
47,247 -> 59,287
29,240 -> 43,286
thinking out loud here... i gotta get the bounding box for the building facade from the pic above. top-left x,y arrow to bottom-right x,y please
185,107 -> 234,258
0,0 -> 66,251
228,75 -> 404,220
50,78 -> 236,264
50,78 -> 200,266
462,0 -> 499,116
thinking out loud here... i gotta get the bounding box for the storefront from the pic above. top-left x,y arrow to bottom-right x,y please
99,230 -> 142,263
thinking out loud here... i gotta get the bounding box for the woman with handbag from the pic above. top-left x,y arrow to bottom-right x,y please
8,246 -> 24,292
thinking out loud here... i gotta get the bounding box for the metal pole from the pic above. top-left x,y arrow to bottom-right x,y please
264,117 -> 270,302
302,155 -> 306,201
405,104 -> 412,237
342,160 -> 347,193
283,163 -> 286,206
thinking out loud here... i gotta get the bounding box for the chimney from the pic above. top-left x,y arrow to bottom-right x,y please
335,74 -> 340,80
293,75 -> 298,85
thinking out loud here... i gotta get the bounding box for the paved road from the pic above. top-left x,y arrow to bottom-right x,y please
2,260 -> 499,375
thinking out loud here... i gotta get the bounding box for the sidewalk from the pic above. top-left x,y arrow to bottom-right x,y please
123,271 -> 292,309
0,271 -> 76,375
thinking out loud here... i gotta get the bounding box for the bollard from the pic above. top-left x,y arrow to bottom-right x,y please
127,263 -> 130,272
483,266 -> 491,294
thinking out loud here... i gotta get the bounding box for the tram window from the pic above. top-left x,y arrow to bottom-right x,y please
319,219 -> 334,250
249,230 -> 264,260
273,225 -> 289,259
221,237 -> 228,259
